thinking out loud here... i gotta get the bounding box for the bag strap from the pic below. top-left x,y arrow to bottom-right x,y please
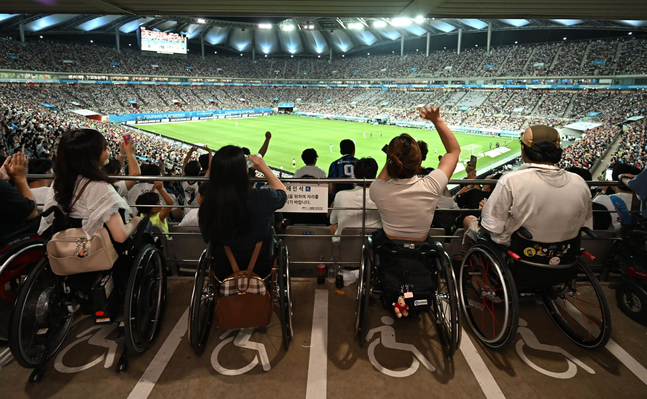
223,241 -> 264,274
71,180 -> 92,211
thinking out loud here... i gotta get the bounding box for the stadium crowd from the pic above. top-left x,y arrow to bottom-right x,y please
2,35 -> 647,79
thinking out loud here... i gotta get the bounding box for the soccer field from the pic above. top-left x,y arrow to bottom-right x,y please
140,115 -> 520,178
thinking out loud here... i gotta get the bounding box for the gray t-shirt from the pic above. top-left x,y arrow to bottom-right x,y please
370,169 -> 448,239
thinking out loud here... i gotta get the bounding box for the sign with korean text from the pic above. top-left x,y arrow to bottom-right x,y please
279,184 -> 328,213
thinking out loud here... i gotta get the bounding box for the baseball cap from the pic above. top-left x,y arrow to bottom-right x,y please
520,125 -> 561,148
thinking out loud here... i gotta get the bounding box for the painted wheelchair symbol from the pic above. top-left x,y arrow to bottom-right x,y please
54,323 -> 118,374
366,316 -> 435,378
211,328 -> 271,376
516,318 -> 595,379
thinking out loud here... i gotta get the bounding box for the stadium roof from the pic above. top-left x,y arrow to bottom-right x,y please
1,14 -> 646,56
3,1 -> 647,20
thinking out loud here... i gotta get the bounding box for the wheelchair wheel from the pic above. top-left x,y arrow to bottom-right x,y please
431,254 -> 460,357
189,248 -> 215,355
616,280 -> 647,324
9,259 -> 73,368
124,244 -> 167,355
278,242 -> 293,351
543,262 -> 611,348
355,243 -> 372,346
459,245 -> 519,349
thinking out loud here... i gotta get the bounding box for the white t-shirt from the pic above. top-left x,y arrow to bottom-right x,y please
330,186 -> 382,235
114,180 -> 129,199
294,165 -> 327,179
593,192 -> 632,231
178,208 -> 200,227
370,169 -> 449,239
481,164 -> 593,246
31,186 -> 50,212
181,180 -> 200,216
38,178 -> 131,239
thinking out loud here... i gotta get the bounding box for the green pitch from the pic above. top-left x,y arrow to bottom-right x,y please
141,115 -> 520,178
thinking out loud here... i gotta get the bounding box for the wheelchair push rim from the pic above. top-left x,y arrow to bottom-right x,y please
278,243 -> 293,350
355,244 -> 372,345
543,262 -> 612,349
431,254 -> 460,357
125,244 -> 167,355
459,246 -> 518,349
9,258 -> 74,368
189,248 -> 215,355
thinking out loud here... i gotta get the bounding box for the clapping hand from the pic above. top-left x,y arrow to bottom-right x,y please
6,152 -> 29,180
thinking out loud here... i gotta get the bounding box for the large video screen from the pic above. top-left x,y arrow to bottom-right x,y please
140,27 -> 187,55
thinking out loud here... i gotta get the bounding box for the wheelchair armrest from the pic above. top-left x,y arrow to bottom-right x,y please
580,227 -> 598,240
517,227 -> 533,240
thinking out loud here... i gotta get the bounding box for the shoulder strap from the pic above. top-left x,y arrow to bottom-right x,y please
223,241 -> 264,274
71,180 -> 92,211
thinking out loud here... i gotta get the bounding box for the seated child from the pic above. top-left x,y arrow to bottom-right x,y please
136,181 -> 175,239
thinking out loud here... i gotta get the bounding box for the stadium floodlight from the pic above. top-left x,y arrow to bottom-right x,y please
197,18 -> 206,24
373,20 -> 387,28
291,55 -> 293,57
342,55 -> 344,57
348,22 -> 363,30
309,24 -> 315,29
259,23 -> 272,29
415,16 -> 424,24
265,54 -> 267,57
39,35 -> 43,39
214,51 -> 217,53
367,52 -> 370,55
318,55 -> 320,58
475,44 -> 478,47
629,32 -> 633,35
90,40 -> 93,43
392,18 -> 411,27
416,49 -> 419,51
283,25 -> 295,31
515,41 -> 518,44
240,53 -> 243,56
563,37 -> 567,40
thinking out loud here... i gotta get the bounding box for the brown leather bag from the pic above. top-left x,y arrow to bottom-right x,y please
47,181 -> 119,276
215,241 -> 275,330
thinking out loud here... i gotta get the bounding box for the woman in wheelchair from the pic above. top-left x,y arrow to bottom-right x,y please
354,106 -> 462,357
370,105 -> 460,244
199,145 -> 287,280
189,145 -> 292,355
9,129 -> 166,382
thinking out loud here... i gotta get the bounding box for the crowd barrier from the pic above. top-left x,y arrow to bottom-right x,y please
25,175 -> 625,279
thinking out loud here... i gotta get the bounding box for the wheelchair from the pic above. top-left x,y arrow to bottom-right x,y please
0,233 -> 46,341
188,234 -> 293,356
458,226 -> 611,350
8,209 -> 167,382
355,231 -> 461,357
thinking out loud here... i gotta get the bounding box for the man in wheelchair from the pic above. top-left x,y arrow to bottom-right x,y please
457,125 -> 611,350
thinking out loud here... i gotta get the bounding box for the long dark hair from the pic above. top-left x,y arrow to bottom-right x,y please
53,129 -> 112,213
199,145 -> 251,242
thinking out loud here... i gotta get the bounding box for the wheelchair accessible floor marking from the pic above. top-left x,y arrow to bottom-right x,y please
127,308 -> 189,399
459,328 -> 506,399
305,289 -> 328,399
563,301 -> 647,386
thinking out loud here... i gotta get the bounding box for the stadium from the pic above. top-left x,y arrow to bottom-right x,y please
1,0 -> 647,398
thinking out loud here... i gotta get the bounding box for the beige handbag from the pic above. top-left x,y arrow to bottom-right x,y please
47,181 -> 119,276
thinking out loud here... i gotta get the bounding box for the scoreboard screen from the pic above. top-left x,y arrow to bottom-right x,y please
140,27 -> 187,55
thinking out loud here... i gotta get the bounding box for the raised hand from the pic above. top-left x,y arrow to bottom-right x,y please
419,105 -> 442,123
6,152 -> 29,180
265,131 -> 272,140
249,154 -> 268,172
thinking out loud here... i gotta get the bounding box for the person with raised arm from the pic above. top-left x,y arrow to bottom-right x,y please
370,106 -> 460,242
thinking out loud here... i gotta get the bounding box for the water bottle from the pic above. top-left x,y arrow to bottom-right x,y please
327,257 -> 336,284
316,255 -> 325,285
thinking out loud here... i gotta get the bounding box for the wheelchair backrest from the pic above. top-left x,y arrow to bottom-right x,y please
509,231 -> 580,267
210,236 -> 276,282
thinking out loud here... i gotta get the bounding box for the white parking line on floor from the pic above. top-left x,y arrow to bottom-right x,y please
459,328 -> 507,399
305,290 -> 329,399
0,347 -> 13,369
563,300 -> 647,386
127,308 -> 189,399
